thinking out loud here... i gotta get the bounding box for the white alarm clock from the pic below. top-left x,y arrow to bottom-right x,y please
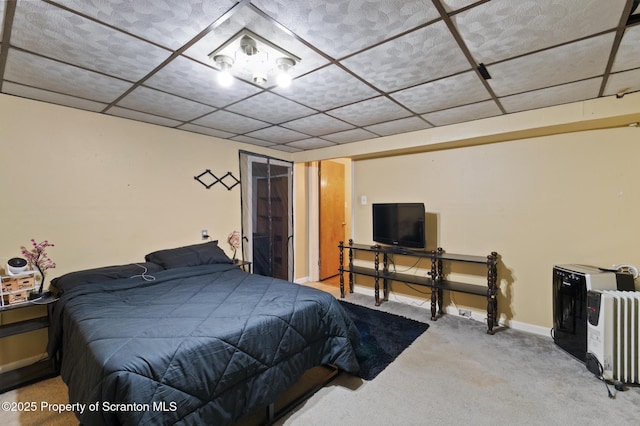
6,257 -> 28,275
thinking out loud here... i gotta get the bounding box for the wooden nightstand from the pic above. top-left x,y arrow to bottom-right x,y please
0,294 -> 59,393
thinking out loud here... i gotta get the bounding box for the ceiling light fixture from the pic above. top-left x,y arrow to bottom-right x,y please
209,29 -> 300,89
240,35 -> 259,56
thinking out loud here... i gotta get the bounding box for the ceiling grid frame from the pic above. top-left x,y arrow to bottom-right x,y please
0,0 -> 637,152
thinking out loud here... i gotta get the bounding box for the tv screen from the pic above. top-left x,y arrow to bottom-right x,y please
372,203 -> 425,249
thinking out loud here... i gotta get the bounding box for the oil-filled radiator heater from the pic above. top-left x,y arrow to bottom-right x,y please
587,290 -> 640,384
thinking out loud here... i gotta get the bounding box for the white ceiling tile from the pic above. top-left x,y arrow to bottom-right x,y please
488,33 -> 615,97
500,78 -> 602,113
365,117 -> 432,136
56,0 -> 236,50
286,138 -> 337,150
0,2 -> 5,35
12,1 -> 170,82
4,49 -> 132,103
282,113 -> 355,136
107,107 -> 183,128
455,0 -> 627,63
244,126 -> 309,144
328,97 -> 412,127
144,56 -> 261,108
603,69 -> 640,97
2,82 -> 107,113
178,124 -> 237,140
322,128 -> 378,144
192,110 -> 269,134
227,92 -> 315,123
422,100 -> 502,126
115,86 -> 215,122
440,1 -> 482,13
272,65 -> 379,111
268,144 -> 303,153
250,0 -> 441,58
611,25 -> 640,72
391,71 -> 491,114
230,135 -> 277,147
342,21 -> 471,92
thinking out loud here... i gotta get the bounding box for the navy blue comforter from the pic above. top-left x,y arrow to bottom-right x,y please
48,264 -> 360,425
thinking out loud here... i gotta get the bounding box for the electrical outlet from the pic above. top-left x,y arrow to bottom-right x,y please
459,309 -> 472,318
201,229 -> 209,240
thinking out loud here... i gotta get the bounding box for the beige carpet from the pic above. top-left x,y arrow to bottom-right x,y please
3,283 -> 640,425
277,288 -> 640,425
1,375 -> 77,426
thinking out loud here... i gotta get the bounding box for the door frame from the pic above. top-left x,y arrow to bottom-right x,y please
308,159 -> 352,282
239,151 -> 294,281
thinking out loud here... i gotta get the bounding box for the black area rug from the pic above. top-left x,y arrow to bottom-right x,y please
339,300 -> 429,380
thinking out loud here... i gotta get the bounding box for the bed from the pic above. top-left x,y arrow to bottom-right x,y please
47,241 -> 360,425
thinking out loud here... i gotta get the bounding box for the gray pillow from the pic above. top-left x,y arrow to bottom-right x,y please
144,241 -> 233,269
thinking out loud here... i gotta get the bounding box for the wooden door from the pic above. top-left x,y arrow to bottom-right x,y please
319,161 -> 345,280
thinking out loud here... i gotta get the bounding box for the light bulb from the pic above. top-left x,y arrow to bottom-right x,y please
276,72 -> 292,88
213,55 -> 234,88
252,72 -> 267,86
218,70 -> 234,87
275,57 -> 295,88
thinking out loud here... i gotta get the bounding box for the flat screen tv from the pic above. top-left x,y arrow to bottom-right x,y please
372,203 -> 425,249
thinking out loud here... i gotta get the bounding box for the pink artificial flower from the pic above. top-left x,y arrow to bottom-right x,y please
20,239 -> 56,273
227,231 -> 241,250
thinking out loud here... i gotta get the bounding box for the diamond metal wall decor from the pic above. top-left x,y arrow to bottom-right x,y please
194,169 -> 240,191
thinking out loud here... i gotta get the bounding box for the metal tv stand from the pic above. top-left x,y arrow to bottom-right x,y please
338,240 -> 499,334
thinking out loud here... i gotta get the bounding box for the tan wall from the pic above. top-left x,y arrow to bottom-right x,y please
352,127 -> 640,329
2,90 -> 639,367
293,162 -> 310,280
0,95 -> 291,275
0,94 -> 289,369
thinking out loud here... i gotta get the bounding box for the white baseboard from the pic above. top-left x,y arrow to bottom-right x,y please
352,285 -> 551,338
0,353 -> 47,374
294,276 -> 310,284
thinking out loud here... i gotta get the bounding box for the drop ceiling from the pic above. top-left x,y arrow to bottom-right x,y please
1,0 -> 639,153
